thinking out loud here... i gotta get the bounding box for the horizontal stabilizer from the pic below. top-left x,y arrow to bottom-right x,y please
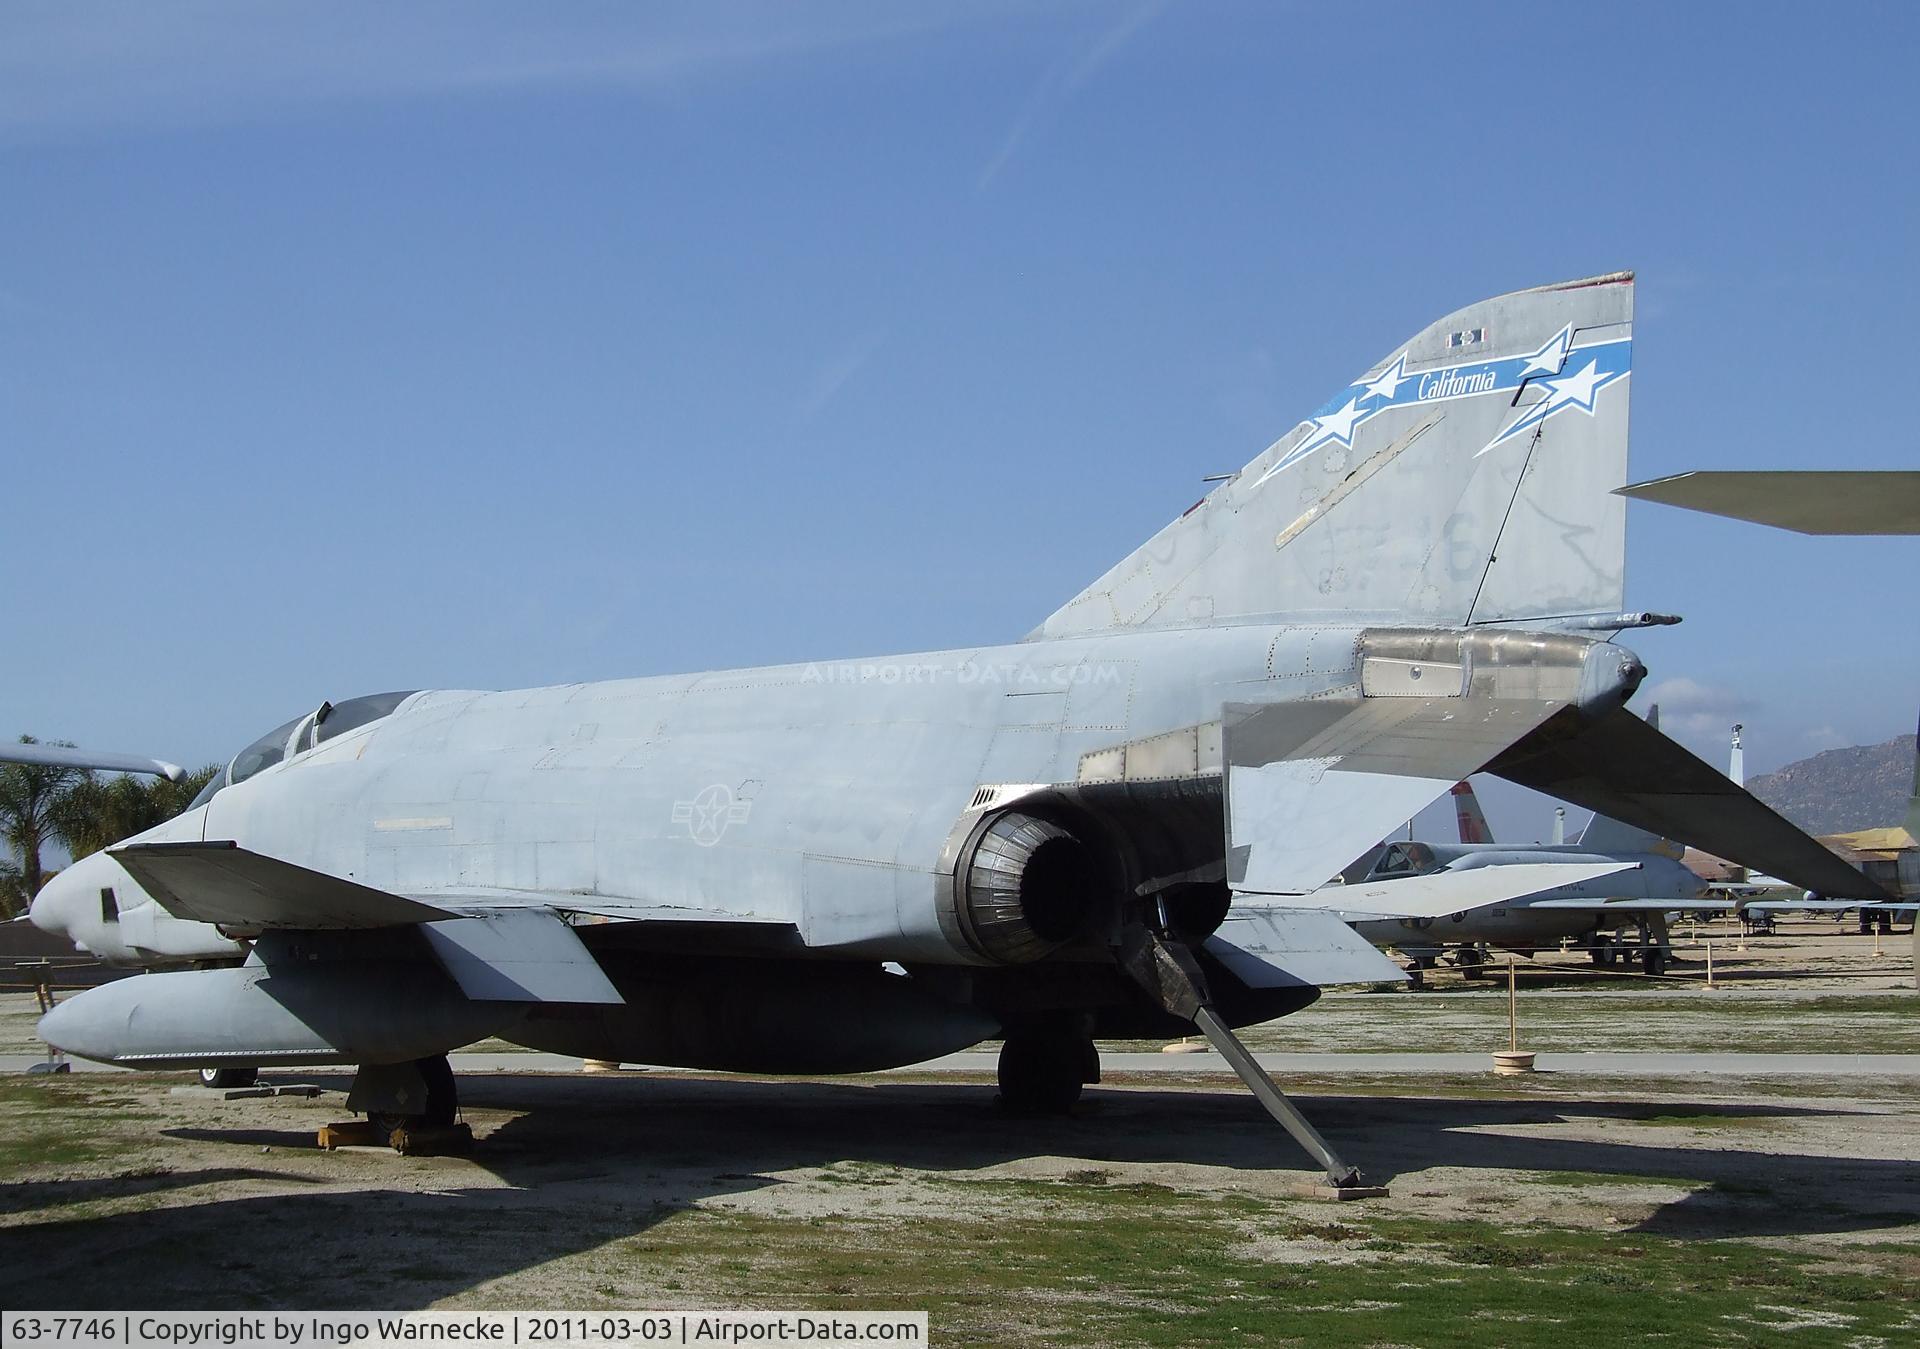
422,910 -> 624,1004
1225,694 -> 1569,896
1304,861 -> 1638,919
113,842 -> 455,930
1616,471 -> 1920,535
1486,707 -> 1891,900
1210,910 -> 1407,987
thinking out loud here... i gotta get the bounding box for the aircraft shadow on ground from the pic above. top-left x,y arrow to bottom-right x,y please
0,1167 -> 315,1219
2,1074 -> 1915,1309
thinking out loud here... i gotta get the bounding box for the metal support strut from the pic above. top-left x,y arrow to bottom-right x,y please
1187,1003 -> 1363,1191
1119,927 -> 1370,1192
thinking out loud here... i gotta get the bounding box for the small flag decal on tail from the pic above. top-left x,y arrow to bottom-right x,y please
1448,327 -> 1486,348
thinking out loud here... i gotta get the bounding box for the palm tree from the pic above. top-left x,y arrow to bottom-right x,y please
52,765 -> 219,861
0,857 -> 24,919
0,736 -> 82,911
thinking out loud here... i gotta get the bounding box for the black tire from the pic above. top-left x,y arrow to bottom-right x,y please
998,1033 -> 1086,1115
1642,947 -> 1666,976
199,1065 -> 257,1089
417,1055 -> 458,1128
369,1057 -> 459,1143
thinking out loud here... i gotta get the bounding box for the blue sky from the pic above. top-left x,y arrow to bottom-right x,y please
3,1 -> 1915,841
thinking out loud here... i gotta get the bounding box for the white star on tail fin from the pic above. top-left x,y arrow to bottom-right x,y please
1518,323 -> 1573,379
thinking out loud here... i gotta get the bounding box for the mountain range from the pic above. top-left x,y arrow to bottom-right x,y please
1748,734 -> 1918,836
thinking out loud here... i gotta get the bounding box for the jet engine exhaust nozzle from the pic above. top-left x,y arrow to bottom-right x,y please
958,811 -> 1099,963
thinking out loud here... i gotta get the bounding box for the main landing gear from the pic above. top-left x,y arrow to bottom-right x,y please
997,1019 -> 1100,1115
329,1054 -> 469,1153
1117,927 -> 1379,1196
198,1064 -> 259,1089
1590,917 -> 1672,975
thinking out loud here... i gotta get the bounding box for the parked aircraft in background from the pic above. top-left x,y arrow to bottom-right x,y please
1681,720 -> 1918,934
1342,711 -> 1729,978
26,274 -> 1885,1189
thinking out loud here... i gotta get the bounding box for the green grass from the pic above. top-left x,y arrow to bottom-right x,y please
583,1178 -> 1920,1346
3,1073 -> 1916,1339
1205,986 -> 1920,1056
0,1078 -> 156,1177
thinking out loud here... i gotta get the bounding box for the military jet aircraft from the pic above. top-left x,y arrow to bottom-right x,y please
27,273 -> 1884,1190
1349,812 -> 1708,981
1344,710 -> 1736,979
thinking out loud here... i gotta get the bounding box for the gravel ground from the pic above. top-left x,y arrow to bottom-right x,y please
0,915 -> 1914,1342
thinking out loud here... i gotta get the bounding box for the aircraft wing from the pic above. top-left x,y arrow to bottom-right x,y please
114,840 -> 799,967
1223,693 -> 1570,898
1208,910 -> 1407,987
1518,897 -> 1737,911
2,742 -> 185,781
1485,706 -> 1891,901
1615,470 -> 1920,535
1741,898 -> 1915,911
1283,861 -> 1638,920
420,910 -> 623,1004
114,842 -> 456,928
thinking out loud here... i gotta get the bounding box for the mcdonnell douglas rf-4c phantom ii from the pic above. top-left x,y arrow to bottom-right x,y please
24,272 -> 1887,1191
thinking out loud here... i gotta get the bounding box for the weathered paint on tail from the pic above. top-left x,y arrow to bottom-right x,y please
1034,273 -> 1634,638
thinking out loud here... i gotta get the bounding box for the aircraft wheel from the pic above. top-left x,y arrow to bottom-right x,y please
997,1031 -> 1087,1115
1642,947 -> 1667,976
1589,945 -> 1613,968
417,1054 -> 459,1128
199,1065 -> 258,1089
368,1056 -> 460,1141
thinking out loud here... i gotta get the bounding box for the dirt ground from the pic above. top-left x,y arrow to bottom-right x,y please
0,916 -> 1915,1345
1,1065 -> 1918,1343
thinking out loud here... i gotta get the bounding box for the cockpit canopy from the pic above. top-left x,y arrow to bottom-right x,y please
1368,841 -> 1441,880
190,691 -> 418,809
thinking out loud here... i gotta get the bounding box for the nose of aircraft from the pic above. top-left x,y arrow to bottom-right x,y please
28,858 -> 88,943
28,851 -> 118,952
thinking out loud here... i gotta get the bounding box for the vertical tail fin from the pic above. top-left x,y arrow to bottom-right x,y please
1451,781 -> 1494,844
1729,722 -> 1746,787
1033,273 -> 1634,639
